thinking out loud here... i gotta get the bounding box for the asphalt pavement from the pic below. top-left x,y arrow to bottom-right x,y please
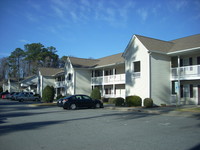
0,99 -> 200,150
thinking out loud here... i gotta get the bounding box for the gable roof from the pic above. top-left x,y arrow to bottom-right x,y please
97,53 -> 124,67
136,35 -> 174,53
169,34 -> 200,52
69,53 -> 124,69
69,57 -> 99,68
39,67 -> 64,76
135,34 -> 200,54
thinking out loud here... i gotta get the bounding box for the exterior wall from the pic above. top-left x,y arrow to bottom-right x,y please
124,37 -> 150,104
43,76 -> 55,89
75,69 -> 91,95
65,59 -> 75,95
150,53 -> 171,105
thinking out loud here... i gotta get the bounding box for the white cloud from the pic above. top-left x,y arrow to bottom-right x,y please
137,8 -> 148,22
19,39 -> 30,43
25,13 -> 38,22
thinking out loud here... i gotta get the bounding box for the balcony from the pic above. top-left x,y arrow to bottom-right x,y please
55,81 -> 65,88
171,65 -> 200,80
91,74 -> 125,85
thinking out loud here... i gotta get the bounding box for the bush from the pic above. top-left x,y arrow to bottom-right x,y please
42,85 -> 55,102
144,98 -> 153,108
108,98 -> 116,104
101,97 -> 109,103
126,95 -> 142,107
115,97 -> 125,106
90,87 -> 101,100
56,94 -> 64,100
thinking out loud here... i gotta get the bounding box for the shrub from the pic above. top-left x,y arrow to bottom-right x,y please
144,98 -> 153,108
115,97 -> 125,106
101,97 -> 109,103
108,98 -> 116,104
42,85 -> 55,102
56,94 -> 64,100
90,87 -> 101,100
126,95 -> 142,107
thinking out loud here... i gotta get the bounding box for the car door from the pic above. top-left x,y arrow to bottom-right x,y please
75,95 -> 85,107
82,95 -> 94,108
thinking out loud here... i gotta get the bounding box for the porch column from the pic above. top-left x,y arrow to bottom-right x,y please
177,56 -> 181,106
102,69 -> 105,97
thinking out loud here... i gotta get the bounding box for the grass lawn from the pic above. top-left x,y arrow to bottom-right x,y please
176,107 -> 200,113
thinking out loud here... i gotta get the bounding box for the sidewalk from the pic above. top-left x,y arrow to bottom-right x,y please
104,104 -> 200,115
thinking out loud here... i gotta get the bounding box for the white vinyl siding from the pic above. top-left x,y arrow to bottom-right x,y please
75,69 -> 91,95
150,53 -> 171,105
124,37 -> 150,104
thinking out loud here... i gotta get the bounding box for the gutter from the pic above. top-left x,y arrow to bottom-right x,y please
167,47 -> 200,55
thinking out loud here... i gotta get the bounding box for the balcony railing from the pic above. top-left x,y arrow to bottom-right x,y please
55,81 -> 65,88
91,74 -> 125,85
171,65 -> 200,80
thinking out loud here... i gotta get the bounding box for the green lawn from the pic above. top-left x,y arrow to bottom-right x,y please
176,107 -> 200,113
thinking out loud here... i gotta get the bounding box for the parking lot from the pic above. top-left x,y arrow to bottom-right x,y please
0,99 -> 200,150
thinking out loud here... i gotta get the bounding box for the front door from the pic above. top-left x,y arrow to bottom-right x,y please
198,85 -> 200,105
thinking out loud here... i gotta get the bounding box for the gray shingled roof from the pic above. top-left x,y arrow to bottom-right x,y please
69,53 -> 124,69
136,35 -> 174,53
135,34 -> 200,53
39,68 -> 64,76
69,57 -> 99,68
97,53 -> 124,67
169,34 -> 200,52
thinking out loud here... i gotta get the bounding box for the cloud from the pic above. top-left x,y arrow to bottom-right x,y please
48,0 -> 135,27
137,8 -> 148,22
19,39 -> 30,43
25,13 -> 38,22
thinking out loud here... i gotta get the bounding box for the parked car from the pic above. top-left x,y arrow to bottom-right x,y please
6,92 -> 16,99
57,98 -> 65,107
1,91 -> 9,99
17,93 -> 41,102
11,92 -> 20,100
62,94 -> 104,110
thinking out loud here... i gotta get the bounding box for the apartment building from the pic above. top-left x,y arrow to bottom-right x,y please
123,34 -> 200,105
17,34 -> 200,105
65,53 -> 125,98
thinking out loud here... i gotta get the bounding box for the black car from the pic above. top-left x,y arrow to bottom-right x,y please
57,98 -> 64,107
62,94 -> 104,110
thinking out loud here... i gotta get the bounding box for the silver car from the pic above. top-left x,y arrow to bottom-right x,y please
17,93 -> 40,102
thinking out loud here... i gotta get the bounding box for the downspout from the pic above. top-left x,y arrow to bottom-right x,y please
149,51 -> 152,99
177,56 -> 181,106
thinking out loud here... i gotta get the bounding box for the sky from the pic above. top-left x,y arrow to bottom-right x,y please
0,0 -> 200,59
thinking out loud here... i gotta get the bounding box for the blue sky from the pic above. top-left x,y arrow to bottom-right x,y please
0,0 -> 200,59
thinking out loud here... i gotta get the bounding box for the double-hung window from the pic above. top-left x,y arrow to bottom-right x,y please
133,61 -> 141,78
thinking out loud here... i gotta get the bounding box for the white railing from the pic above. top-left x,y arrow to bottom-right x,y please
103,93 -> 126,99
91,74 -> 125,85
171,65 -> 200,80
55,81 -> 65,88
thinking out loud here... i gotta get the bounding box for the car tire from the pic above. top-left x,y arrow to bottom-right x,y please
95,103 -> 100,108
70,103 -> 77,110
19,99 -> 24,102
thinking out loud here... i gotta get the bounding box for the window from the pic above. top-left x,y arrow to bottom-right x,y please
82,95 -> 91,100
180,85 -> 184,98
172,81 -> 176,94
190,84 -> 193,98
132,61 -> 141,78
133,61 -> 140,72
197,56 -> 200,65
68,73 -> 72,80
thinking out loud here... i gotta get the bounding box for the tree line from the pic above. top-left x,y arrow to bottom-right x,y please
0,43 -> 68,82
